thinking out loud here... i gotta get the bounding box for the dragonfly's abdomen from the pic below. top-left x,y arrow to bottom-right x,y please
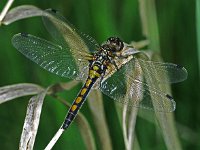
62,65 -> 103,129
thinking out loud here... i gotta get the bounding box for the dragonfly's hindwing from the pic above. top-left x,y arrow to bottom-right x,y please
100,58 -> 176,112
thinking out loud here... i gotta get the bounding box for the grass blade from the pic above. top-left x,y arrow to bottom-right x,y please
45,94 -> 96,150
2,5 -> 43,25
76,108 -> 97,150
88,90 -> 112,150
19,88 -> 48,150
133,136 -> 141,150
123,107 -> 138,150
0,83 -> 43,104
151,54 -> 182,150
196,0 -> 200,76
138,0 -> 160,51
0,0 -> 14,23
123,58 -> 143,150
44,128 -> 64,150
138,0 -> 182,149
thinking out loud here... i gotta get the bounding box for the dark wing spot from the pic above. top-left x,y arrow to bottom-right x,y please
50,8 -> 58,13
20,33 -> 28,37
176,64 -> 184,69
166,94 -> 174,100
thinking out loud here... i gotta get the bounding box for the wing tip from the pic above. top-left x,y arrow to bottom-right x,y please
165,94 -> 176,112
12,33 -> 29,47
12,32 -> 29,39
176,63 -> 188,73
176,64 -> 188,81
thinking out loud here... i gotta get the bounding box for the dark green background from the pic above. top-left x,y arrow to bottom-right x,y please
0,0 -> 199,150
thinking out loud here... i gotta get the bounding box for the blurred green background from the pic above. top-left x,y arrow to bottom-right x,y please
0,0 -> 199,150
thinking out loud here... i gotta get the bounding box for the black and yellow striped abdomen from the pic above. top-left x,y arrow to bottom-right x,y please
62,65 -> 102,129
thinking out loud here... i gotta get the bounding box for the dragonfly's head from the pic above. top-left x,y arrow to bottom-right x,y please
103,37 -> 124,52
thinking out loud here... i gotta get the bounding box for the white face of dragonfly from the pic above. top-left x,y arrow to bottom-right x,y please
120,43 -> 140,57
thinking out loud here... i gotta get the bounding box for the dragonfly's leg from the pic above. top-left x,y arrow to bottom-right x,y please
110,59 -> 119,70
99,70 -> 106,84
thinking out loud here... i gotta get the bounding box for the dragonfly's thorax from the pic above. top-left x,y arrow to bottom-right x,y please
89,37 -> 124,78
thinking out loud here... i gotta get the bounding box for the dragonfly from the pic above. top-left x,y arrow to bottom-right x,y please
12,9 -> 187,130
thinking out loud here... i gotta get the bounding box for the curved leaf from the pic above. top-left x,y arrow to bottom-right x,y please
0,83 -> 43,104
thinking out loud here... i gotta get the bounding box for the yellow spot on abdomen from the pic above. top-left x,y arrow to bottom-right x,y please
71,105 -> 77,111
89,70 -> 95,78
86,79 -> 92,87
89,70 -> 101,78
81,88 -> 87,95
75,97 -> 82,103
93,65 -> 99,71
95,72 -> 101,77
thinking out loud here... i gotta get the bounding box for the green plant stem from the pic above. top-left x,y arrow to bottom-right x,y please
138,0 -> 160,52
0,0 -> 14,22
196,0 -> 200,78
88,90 -> 112,150
138,0 -> 182,149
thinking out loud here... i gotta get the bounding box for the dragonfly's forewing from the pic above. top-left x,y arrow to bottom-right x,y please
12,33 -> 89,80
11,9 -> 104,81
42,9 -> 99,54
100,58 -> 176,112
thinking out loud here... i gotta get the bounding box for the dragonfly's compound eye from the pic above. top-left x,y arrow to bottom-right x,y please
107,37 -> 124,52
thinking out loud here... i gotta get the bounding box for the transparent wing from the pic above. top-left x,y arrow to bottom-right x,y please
138,58 -> 188,83
12,33 -> 89,80
100,57 -> 180,112
42,9 -> 100,55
